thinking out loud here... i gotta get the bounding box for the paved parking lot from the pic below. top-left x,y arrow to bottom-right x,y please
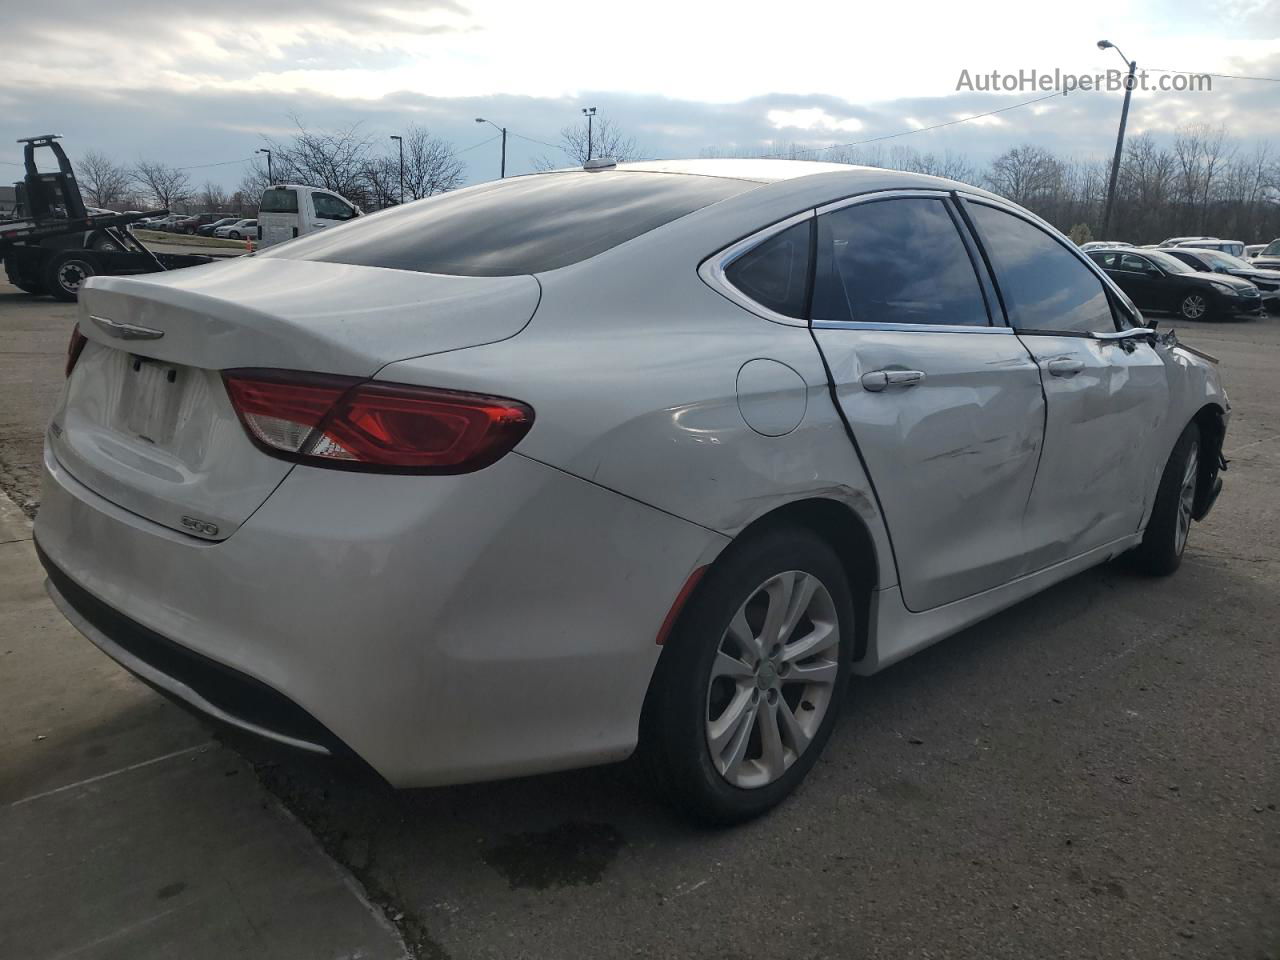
0,280 -> 1276,959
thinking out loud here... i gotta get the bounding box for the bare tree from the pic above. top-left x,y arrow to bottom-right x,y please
399,125 -> 463,199
131,160 -> 192,210
985,145 -> 1062,207
237,160 -> 271,206
536,116 -> 640,170
78,151 -> 131,208
262,117 -> 375,206
362,157 -> 401,209
200,181 -> 228,212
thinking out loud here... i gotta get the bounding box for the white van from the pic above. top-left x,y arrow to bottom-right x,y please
257,184 -> 361,249
1175,238 -> 1247,258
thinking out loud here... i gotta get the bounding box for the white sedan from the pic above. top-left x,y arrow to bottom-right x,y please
213,218 -> 256,239
37,160 -> 1228,823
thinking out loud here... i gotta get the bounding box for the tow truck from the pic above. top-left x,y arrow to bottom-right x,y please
0,135 -> 213,301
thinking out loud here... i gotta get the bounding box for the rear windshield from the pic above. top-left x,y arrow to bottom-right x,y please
260,188 -> 299,214
258,171 -> 756,276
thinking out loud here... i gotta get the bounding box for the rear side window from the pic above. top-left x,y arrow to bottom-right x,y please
260,188 -> 298,214
966,202 -> 1117,335
260,171 -> 756,277
724,220 -> 812,319
812,197 -> 990,327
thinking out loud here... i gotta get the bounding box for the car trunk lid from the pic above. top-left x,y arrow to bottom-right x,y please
49,258 -> 540,539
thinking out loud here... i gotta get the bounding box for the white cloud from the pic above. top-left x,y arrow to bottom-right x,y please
766,108 -> 864,133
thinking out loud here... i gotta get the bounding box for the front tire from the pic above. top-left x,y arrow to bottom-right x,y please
1131,422 -> 1200,575
1178,292 -> 1211,321
641,528 -> 854,824
229,231 -> 241,240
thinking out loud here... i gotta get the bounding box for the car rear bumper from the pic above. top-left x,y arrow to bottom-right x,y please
40,542 -> 347,756
35,444 -> 726,786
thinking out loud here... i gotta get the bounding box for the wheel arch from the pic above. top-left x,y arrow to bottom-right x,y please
1190,402 -> 1227,519
671,497 -> 880,664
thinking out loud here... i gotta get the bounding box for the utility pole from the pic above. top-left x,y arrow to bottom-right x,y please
1097,40 -> 1137,240
256,148 -> 273,183
474,118 -> 507,178
582,106 -> 597,162
389,135 -> 404,203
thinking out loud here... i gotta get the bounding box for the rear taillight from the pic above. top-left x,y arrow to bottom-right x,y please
222,369 -> 534,474
66,325 -> 88,377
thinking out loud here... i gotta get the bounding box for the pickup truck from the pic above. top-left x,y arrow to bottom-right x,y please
257,184 -> 360,249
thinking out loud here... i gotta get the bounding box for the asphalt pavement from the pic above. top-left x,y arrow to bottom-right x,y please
0,280 -> 1275,960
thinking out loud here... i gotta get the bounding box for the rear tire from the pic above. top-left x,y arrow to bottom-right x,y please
44,252 -> 98,302
640,528 -> 854,825
1131,422 -> 1200,576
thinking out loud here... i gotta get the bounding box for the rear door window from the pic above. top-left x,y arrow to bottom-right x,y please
965,201 -> 1118,335
261,171 -> 756,276
260,188 -> 298,214
812,197 -> 990,327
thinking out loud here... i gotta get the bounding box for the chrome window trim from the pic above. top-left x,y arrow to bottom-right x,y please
816,187 -> 952,216
812,319 -> 1014,334
698,209 -> 816,328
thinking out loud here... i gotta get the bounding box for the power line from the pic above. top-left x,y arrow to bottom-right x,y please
456,134 -> 501,155
175,156 -> 255,170
780,90 -> 1071,158
1148,67 -> 1280,83
510,132 -> 567,152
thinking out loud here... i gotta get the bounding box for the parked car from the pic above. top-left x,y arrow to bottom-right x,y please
214,218 -> 256,240
175,213 -> 223,235
1088,247 -> 1264,320
1176,238 -> 1247,258
199,217 -> 240,237
145,215 -> 186,233
37,160 -> 1228,823
1245,244 -> 1267,260
1251,238 -> 1280,271
1159,235 -> 1214,246
1160,246 -> 1280,311
1080,240 -> 1133,251
258,184 -> 360,248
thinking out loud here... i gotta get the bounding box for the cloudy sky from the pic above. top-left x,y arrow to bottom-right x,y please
1,0 -> 1277,191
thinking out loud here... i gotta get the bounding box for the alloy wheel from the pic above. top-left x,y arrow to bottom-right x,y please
1175,440 -> 1199,555
705,570 -> 840,789
1180,294 -> 1207,320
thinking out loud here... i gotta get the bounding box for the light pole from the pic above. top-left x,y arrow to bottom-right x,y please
474,118 -> 507,178
1098,40 -> 1138,240
582,106 -> 597,162
256,148 -> 273,183
389,134 -> 404,204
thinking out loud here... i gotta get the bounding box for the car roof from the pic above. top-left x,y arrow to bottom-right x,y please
613,158 -> 861,182
538,158 -> 999,197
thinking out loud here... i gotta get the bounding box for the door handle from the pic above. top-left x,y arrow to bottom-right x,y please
1047,358 -> 1085,377
861,369 -> 926,392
